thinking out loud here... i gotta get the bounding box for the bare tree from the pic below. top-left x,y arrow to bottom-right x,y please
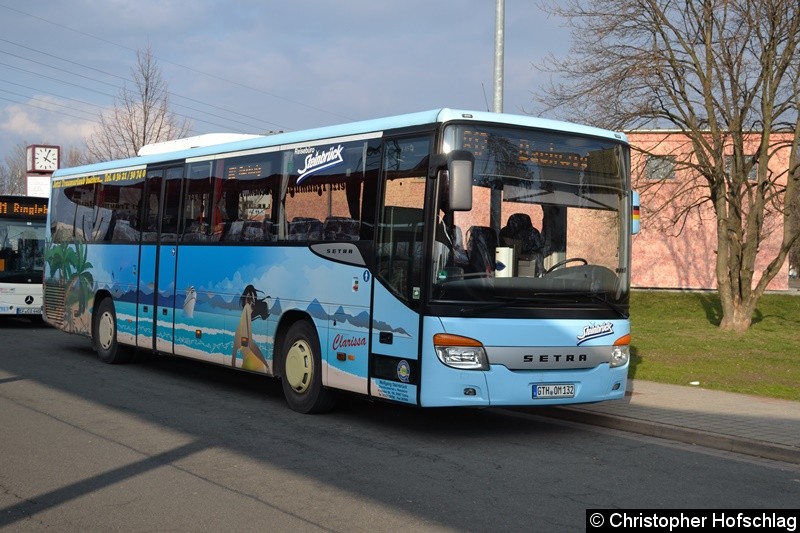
86,46 -> 191,162
537,0 -> 800,332
63,145 -> 88,168
1,142 -> 31,195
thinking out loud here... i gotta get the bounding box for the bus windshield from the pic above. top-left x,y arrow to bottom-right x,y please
432,124 -> 630,311
0,220 -> 45,283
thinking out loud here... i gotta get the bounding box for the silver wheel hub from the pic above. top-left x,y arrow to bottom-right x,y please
98,311 -> 115,350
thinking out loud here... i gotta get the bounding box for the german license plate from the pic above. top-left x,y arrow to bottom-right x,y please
17,307 -> 40,315
533,384 -> 575,399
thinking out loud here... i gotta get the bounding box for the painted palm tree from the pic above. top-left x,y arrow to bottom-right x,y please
65,242 -> 94,316
44,242 -> 75,283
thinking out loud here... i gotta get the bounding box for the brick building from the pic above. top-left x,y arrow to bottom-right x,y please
627,131 -> 794,291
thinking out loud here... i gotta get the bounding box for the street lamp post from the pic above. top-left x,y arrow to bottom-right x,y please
493,0 -> 505,113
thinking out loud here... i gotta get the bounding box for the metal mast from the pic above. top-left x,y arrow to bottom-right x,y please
493,0 -> 505,113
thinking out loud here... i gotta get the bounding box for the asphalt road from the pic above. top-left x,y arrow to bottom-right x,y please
1,318 -> 798,531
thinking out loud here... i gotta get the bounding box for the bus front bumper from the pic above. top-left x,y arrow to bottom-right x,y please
419,362 -> 628,408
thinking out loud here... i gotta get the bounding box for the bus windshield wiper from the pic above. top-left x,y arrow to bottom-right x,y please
458,292 -> 627,317
458,296 -> 545,315
541,291 -> 628,318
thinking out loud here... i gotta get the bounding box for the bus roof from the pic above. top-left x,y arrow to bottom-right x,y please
53,108 -> 628,178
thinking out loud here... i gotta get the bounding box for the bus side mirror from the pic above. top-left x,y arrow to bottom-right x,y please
447,150 -> 473,211
631,190 -> 640,234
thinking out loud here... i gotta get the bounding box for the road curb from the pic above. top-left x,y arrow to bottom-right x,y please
538,407 -> 800,465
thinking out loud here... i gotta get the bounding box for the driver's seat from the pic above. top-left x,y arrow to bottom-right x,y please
500,213 -> 545,276
466,226 -> 497,274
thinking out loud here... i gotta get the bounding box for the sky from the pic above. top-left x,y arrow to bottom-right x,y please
0,1 -> 571,169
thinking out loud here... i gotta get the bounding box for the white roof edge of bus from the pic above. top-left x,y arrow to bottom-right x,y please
53,108 -> 628,178
435,109 -> 629,143
137,133 -> 264,156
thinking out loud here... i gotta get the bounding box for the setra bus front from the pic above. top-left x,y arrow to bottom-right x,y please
372,118 -> 634,407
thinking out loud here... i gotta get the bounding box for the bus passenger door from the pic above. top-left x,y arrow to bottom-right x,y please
136,166 -> 183,353
371,206 -> 424,405
369,136 -> 432,406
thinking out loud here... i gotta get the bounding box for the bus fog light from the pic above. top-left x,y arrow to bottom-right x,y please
610,345 -> 629,368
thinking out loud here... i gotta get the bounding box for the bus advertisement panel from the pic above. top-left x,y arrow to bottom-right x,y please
43,109 -> 634,413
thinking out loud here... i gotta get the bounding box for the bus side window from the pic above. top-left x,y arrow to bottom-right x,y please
104,180 -> 144,243
183,162 -> 217,243
160,167 -> 183,243
214,153 -> 279,244
281,139 -> 371,243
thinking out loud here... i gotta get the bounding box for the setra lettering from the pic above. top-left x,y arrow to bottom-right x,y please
524,354 -> 588,363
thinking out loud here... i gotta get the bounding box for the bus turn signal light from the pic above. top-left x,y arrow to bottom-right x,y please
610,335 -> 630,368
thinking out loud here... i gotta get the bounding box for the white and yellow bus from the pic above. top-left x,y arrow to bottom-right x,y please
0,195 -> 47,318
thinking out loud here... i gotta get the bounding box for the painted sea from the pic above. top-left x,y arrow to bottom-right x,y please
115,300 -> 275,368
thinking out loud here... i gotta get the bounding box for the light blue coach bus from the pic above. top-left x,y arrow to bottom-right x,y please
43,109 -> 636,413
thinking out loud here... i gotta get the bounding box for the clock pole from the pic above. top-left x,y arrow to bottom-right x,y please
25,144 -> 60,198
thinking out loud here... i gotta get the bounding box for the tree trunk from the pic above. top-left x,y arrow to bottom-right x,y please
718,295 -> 756,333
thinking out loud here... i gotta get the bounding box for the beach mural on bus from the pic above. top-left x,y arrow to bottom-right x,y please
44,242 -> 95,333
44,241 -> 413,395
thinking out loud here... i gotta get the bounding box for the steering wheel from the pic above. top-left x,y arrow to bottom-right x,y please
544,257 -> 588,274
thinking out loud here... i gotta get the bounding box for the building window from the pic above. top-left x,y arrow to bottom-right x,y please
644,155 -> 676,180
724,155 -> 758,182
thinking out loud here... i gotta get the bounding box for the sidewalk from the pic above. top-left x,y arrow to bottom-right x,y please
540,380 -> 800,464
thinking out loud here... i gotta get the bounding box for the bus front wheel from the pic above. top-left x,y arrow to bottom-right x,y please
93,298 -> 130,364
280,321 -> 334,414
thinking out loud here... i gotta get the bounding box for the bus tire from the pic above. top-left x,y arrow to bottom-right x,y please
93,298 -> 129,364
280,320 -> 334,414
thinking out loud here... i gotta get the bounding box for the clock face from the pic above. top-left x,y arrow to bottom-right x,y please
33,146 -> 59,172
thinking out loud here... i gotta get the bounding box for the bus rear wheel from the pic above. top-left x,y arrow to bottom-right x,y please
93,298 -> 130,364
280,320 -> 334,413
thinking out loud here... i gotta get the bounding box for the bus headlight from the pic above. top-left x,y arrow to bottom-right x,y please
610,335 -> 630,368
433,333 -> 489,370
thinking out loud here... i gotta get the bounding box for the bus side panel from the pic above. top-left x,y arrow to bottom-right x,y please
43,243 -> 139,340
136,244 -> 157,351
171,245 -> 273,368
320,262 -> 371,396
170,246 -> 371,391
100,244 -> 140,347
154,243 -> 178,354
368,282 -> 420,405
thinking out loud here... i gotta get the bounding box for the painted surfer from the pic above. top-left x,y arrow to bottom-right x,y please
232,284 -> 271,372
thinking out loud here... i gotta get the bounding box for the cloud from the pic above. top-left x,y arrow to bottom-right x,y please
0,96 -> 98,156
0,104 -> 43,137
0,1 -> 569,165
